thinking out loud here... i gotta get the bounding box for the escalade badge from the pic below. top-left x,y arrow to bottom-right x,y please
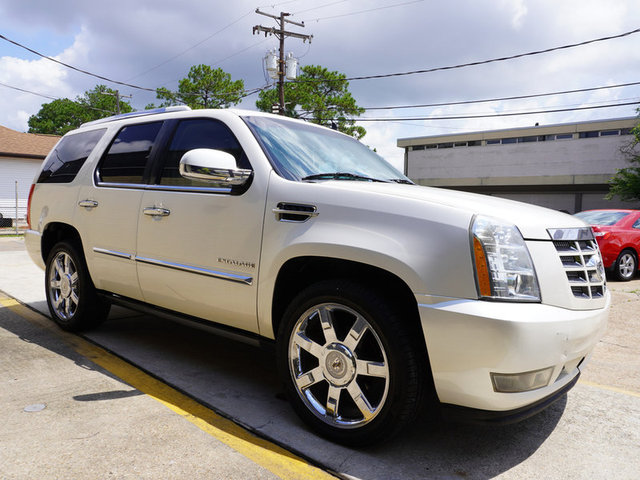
217,257 -> 256,269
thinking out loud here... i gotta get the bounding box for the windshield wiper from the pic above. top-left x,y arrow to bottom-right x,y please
389,178 -> 414,185
301,172 -> 389,183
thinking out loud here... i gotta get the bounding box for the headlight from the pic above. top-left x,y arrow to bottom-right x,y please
471,215 -> 540,302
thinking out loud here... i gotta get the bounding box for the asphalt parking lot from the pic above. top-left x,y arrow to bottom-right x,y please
1,235 -> 639,479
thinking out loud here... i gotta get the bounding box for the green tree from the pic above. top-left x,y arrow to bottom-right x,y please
607,113 -> 640,202
28,85 -> 133,135
155,65 -> 244,109
256,65 -> 366,139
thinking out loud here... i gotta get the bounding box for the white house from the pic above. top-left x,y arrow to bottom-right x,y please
0,125 -> 59,223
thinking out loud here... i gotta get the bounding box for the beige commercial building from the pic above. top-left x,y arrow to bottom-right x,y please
398,117 -> 640,213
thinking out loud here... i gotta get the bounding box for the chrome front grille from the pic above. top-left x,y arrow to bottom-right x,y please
552,238 -> 607,299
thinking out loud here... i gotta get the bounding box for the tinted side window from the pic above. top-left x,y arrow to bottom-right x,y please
633,218 -> 640,229
158,119 -> 249,187
98,122 -> 163,184
37,129 -> 106,183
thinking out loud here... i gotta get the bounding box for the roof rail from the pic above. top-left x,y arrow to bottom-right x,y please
81,106 -> 192,127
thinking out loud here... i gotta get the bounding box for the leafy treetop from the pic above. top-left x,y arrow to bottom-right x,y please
28,85 -> 133,135
256,65 -> 366,139
607,111 -> 640,202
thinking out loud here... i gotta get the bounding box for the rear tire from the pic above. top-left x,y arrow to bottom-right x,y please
45,241 -> 110,331
276,279 -> 426,446
614,250 -> 637,281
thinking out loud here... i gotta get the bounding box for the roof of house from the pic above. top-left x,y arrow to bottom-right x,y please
0,125 -> 60,159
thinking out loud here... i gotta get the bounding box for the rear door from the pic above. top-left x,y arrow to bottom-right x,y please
77,121 -> 163,300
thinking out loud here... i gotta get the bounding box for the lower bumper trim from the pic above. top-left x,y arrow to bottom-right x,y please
439,373 -> 579,425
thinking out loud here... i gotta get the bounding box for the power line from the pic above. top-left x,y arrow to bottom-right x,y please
349,100 -> 640,121
0,33 -> 155,92
307,0 -> 425,22
0,81 -> 119,115
0,81 -> 58,100
292,27 -> 640,84
157,38 -> 271,88
360,81 -> 640,110
127,11 -> 254,82
293,0 -> 350,16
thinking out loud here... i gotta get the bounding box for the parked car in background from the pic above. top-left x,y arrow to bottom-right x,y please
575,209 -> 640,281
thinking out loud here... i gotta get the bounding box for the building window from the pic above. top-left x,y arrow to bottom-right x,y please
412,145 -> 425,151
486,139 -> 500,145
502,137 -> 517,144
600,130 -> 620,136
556,134 -> 573,140
579,131 -> 599,138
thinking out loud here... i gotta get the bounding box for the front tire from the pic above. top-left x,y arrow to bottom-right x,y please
614,250 -> 637,281
277,280 -> 426,446
45,241 -> 110,331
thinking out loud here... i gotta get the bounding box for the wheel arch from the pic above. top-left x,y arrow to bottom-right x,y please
41,222 -> 84,264
271,256 -> 426,352
619,246 -> 639,269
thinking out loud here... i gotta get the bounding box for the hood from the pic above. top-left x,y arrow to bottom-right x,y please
314,181 -> 586,240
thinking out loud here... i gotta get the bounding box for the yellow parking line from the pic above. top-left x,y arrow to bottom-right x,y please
0,293 -> 337,480
578,379 -> 640,398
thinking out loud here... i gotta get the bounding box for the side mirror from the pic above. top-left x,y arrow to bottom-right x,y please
179,149 -> 252,186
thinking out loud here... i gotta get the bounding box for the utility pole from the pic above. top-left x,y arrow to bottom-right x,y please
102,90 -> 132,114
253,9 -> 312,115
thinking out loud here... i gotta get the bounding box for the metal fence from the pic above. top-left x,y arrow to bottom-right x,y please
0,180 -> 26,234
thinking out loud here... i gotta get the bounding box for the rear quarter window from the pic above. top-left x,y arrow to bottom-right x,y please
37,129 -> 107,183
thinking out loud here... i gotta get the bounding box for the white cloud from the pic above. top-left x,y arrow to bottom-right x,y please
0,0 -> 638,140
502,0 -> 528,30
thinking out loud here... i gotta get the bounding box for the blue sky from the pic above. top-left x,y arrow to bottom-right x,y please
1,0 -> 639,169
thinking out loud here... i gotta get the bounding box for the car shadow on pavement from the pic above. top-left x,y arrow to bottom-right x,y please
86,309 -> 566,480
1,300 -> 566,480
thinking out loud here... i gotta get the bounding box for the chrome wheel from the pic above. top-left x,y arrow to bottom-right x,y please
616,251 -> 637,281
48,251 -> 79,320
288,303 -> 390,429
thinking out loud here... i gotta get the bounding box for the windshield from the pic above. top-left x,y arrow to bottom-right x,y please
243,115 -> 411,183
574,210 -> 629,226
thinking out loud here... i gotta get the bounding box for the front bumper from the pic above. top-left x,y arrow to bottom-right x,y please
417,294 -> 609,412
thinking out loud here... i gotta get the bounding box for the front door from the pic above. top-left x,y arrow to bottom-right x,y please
135,118 -> 265,333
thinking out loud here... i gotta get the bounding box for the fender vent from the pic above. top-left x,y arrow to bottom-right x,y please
273,203 -> 318,223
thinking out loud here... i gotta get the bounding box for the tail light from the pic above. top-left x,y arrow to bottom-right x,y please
592,228 -> 610,240
26,183 -> 35,230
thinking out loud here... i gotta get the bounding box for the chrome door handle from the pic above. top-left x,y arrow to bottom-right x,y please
143,207 -> 171,217
78,199 -> 99,208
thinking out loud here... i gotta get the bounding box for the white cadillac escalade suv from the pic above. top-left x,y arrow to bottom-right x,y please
25,107 -> 609,446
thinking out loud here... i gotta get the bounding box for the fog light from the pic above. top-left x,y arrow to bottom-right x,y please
491,367 -> 554,393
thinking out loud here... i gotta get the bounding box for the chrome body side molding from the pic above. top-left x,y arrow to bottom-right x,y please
93,247 -> 133,260
93,248 -> 253,285
135,256 -> 253,285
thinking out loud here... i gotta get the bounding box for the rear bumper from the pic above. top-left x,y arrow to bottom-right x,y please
416,294 -> 609,413
24,229 -> 44,269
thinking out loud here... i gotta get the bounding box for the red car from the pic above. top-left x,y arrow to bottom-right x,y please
574,209 -> 640,281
